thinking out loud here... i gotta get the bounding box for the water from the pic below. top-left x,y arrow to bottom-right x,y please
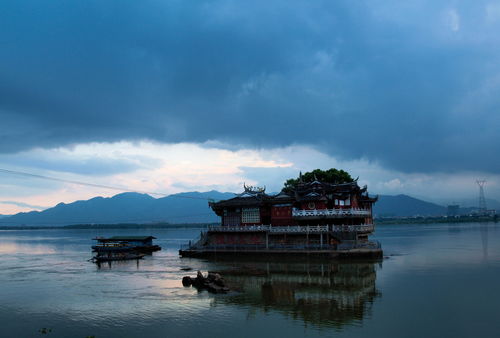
0,223 -> 499,338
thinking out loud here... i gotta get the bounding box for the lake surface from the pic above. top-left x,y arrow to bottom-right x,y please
1,223 -> 499,338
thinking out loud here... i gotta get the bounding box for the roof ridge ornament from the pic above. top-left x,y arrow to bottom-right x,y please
243,182 -> 266,193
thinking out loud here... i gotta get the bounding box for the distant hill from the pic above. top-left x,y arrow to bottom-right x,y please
373,194 -> 447,217
1,191 -> 235,226
2,191 -> 458,226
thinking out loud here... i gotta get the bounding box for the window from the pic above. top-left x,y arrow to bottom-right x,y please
242,208 -> 260,223
224,215 -> 241,226
345,198 -> 351,206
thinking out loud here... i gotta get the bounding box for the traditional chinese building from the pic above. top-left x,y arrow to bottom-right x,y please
180,177 -> 381,258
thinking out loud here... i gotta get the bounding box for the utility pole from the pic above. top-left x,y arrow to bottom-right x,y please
476,180 -> 487,215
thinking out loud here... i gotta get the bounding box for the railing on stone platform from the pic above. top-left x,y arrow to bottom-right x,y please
337,240 -> 381,250
181,243 -> 335,251
180,240 -> 381,251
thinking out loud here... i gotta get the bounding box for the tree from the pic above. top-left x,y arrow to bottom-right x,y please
283,168 -> 354,191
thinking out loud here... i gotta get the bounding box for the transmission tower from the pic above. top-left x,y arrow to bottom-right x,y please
476,180 -> 487,214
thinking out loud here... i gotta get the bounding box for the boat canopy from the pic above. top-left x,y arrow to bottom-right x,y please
93,236 -> 156,243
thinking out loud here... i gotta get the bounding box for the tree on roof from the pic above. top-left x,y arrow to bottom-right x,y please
283,168 -> 354,191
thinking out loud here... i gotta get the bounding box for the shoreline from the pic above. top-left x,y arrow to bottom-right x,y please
0,216 -> 497,230
375,215 -> 498,225
0,222 -> 215,230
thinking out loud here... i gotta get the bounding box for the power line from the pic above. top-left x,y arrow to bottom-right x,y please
0,168 -> 212,201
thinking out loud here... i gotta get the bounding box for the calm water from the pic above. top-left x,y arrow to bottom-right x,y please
0,223 -> 499,338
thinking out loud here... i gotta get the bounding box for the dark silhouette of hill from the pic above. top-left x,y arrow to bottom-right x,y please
1,191 -> 235,226
374,194 -> 446,217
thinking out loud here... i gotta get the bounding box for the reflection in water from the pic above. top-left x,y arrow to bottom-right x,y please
1,225 -> 499,337
94,253 -> 153,270
95,258 -> 143,270
480,222 -> 488,261
212,259 -> 381,329
0,242 -> 56,254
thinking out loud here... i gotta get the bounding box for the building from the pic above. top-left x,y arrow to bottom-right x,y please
180,178 -> 381,258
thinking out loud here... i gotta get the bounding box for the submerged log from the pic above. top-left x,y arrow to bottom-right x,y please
182,270 -> 229,294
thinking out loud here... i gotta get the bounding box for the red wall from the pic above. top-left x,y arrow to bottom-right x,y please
301,201 -> 326,210
271,205 -> 294,226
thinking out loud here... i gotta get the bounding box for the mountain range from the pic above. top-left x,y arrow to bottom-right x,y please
374,194 -> 447,217
1,191 -> 234,226
0,191 -> 495,226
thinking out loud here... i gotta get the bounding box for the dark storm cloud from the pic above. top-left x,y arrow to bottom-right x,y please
1,0 -> 499,173
0,152 -> 150,176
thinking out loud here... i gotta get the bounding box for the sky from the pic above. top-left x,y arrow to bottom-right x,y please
1,0 -> 500,214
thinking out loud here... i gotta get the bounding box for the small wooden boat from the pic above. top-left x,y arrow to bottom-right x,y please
91,242 -> 135,253
92,236 -> 161,253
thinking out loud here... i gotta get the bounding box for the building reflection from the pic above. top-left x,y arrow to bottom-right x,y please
212,258 -> 381,329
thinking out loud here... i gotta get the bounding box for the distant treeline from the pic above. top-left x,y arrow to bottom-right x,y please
376,214 -> 498,225
0,222 -> 216,230
1,216 -> 497,230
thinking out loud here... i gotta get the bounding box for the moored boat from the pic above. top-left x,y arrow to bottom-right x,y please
91,241 -> 135,253
92,236 -> 161,253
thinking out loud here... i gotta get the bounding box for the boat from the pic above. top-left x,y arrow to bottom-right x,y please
91,241 -> 135,253
92,236 -> 161,253
91,236 -> 160,264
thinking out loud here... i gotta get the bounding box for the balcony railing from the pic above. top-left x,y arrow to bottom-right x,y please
269,225 -> 328,233
207,224 -> 374,233
292,208 -> 371,217
208,225 -> 270,232
331,224 -> 374,232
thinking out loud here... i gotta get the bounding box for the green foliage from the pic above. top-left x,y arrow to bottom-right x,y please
283,168 -> 353,191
